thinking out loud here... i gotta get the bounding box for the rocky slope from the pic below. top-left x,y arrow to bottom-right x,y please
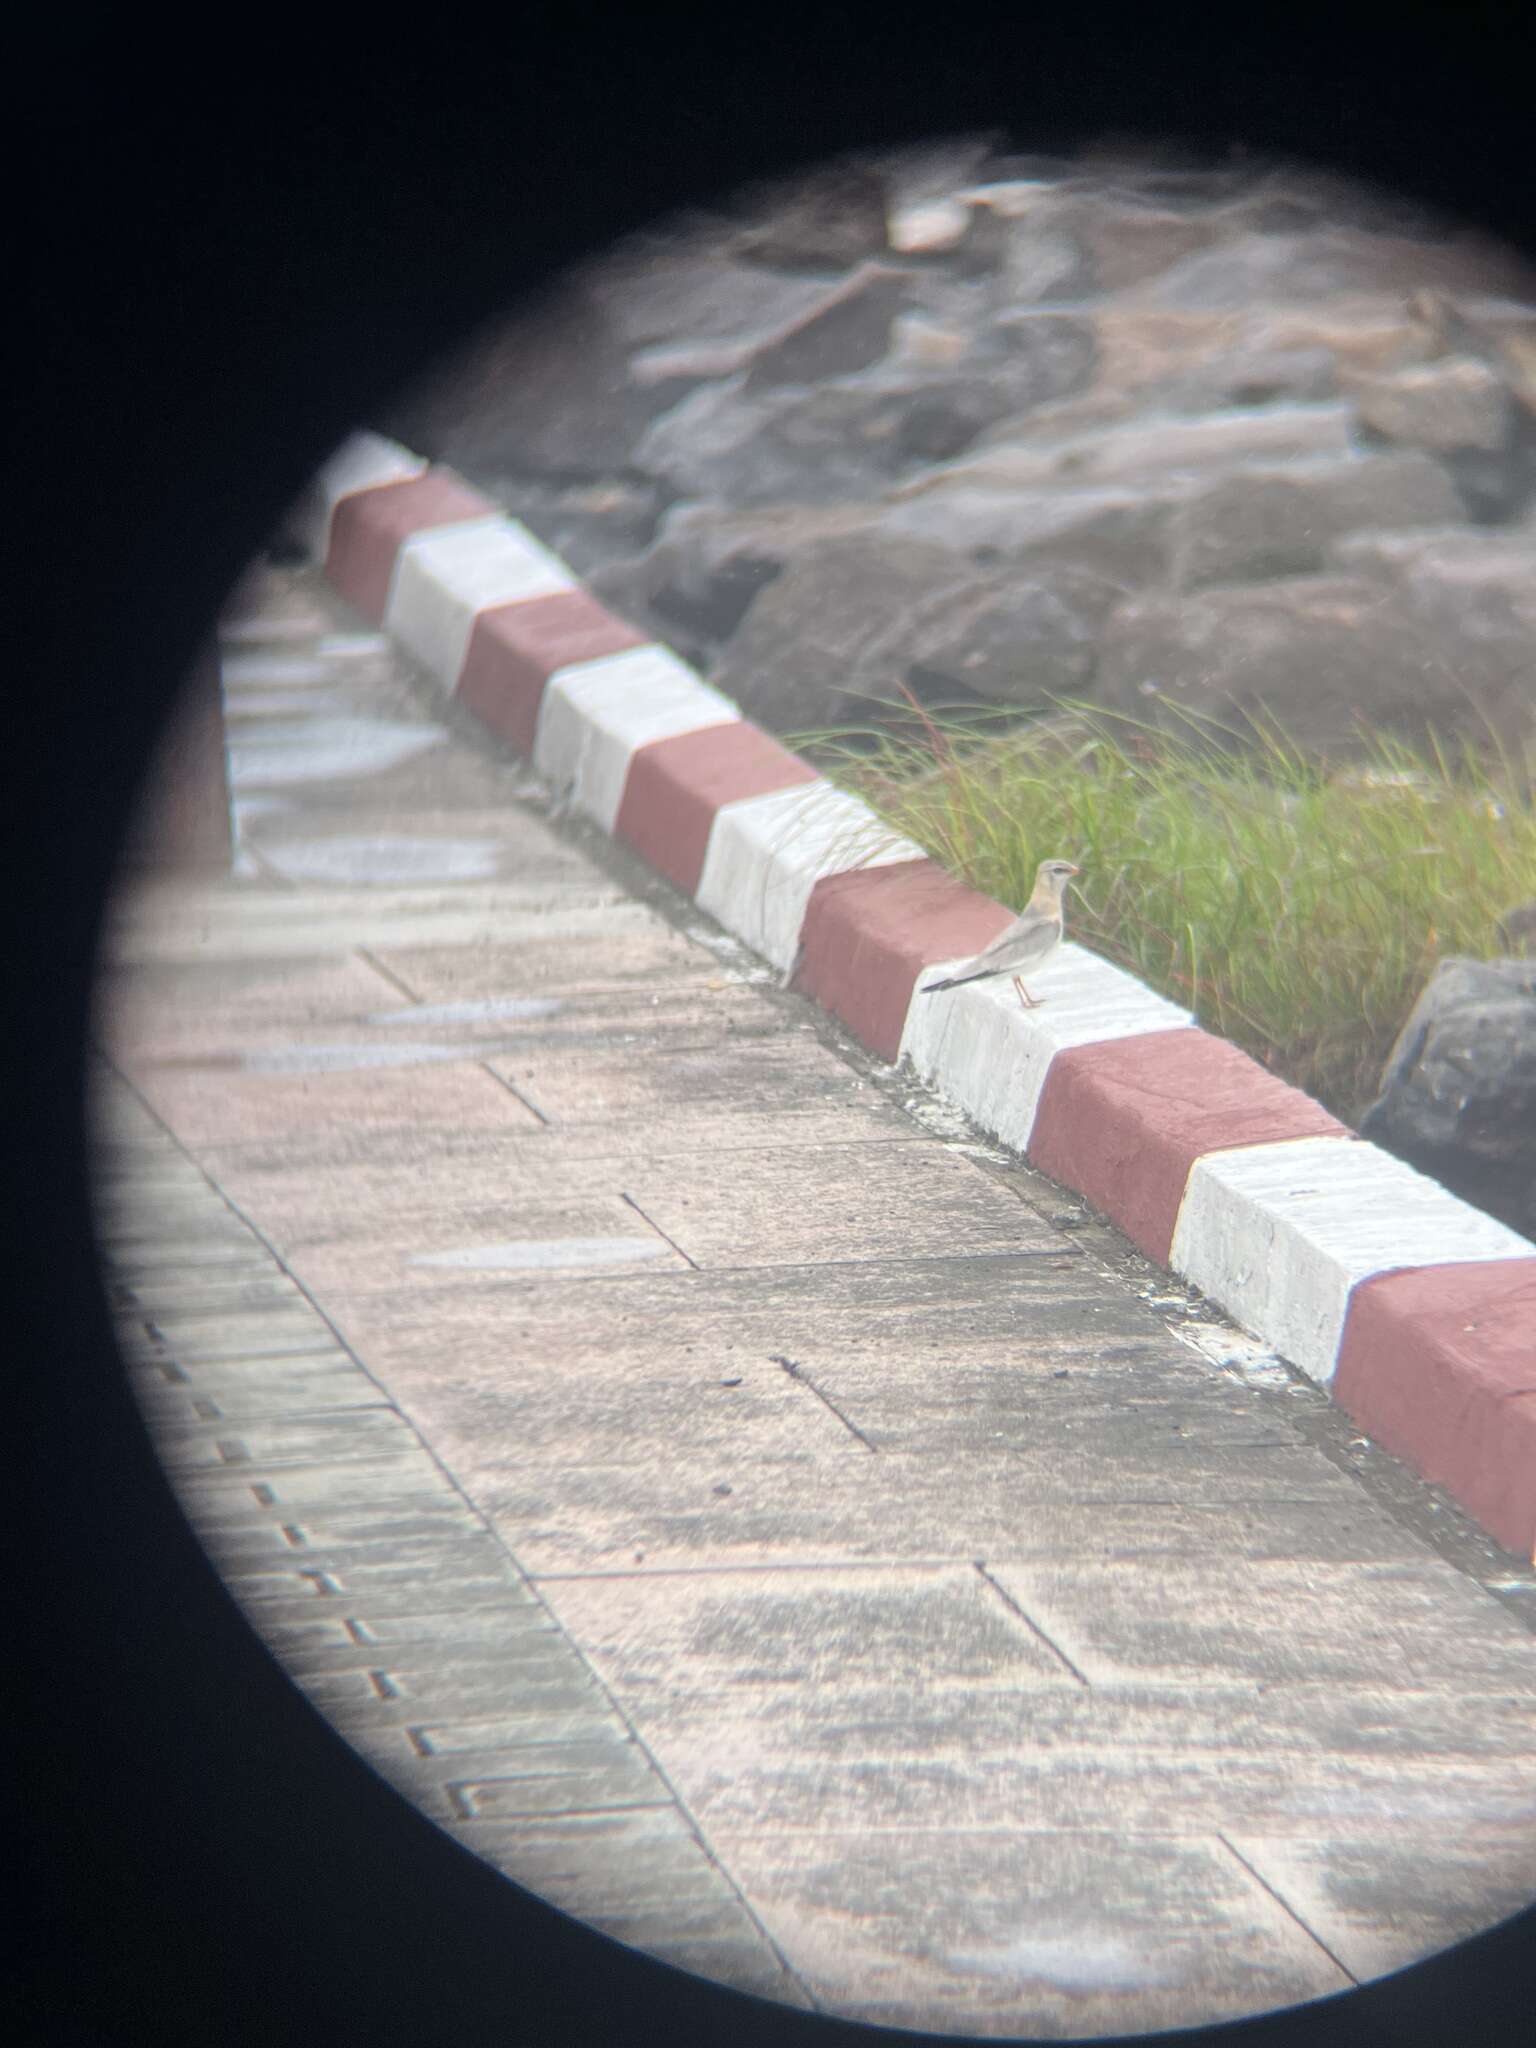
386,140 -> 1536,755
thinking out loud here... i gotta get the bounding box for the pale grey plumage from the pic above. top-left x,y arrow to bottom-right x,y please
920,859 -> 1079,1007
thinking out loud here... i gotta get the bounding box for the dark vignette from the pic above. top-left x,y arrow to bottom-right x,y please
9,10 -> 1536,2047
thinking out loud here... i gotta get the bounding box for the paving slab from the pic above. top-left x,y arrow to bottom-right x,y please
983,1557 -> 1536,1690
1222,1830 -> 1536,1984
702,1826 -> 1352,2037
117,1051 -> 544,1150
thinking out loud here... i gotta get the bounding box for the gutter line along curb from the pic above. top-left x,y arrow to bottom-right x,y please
290,432 -> 1536,1563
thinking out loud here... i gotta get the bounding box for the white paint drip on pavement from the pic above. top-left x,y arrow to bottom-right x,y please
219,654 -> 335,686
228,716 -> 444,787
257,835 -> 503,884
947,1931 -> 1178,1993
364,996 -> 564,1026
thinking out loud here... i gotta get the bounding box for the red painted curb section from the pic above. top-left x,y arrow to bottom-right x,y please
457,591 -> 647,757
326,471 -> 494,623
1028,1030 -> 1352,1266
1335,1258 -> 1536,1557
794,861 -> 1014,1064
616,721 -> 820,898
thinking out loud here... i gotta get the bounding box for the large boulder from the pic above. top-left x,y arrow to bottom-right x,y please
1168,450 -> 1464,588
1329,523 -> 1536,628
626,262 -> 915,392
1093,573 -> 1536,752
1086,302 -> 1408,406
900,565 -> 1128,706
882,479 -> 1183,585
706,536 -> 1125,728
587,250 -> 846,350
1361,956 -> 1536,1238
587,500 -> 881,646
1346,355 -> 1514,454
709,534 -> 981,729
1343,354 -> 1536,521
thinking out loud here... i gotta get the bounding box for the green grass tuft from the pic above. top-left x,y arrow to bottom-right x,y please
800,700 -> 1536,1124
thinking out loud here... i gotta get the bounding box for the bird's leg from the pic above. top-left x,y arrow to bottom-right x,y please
1013,976 -> 1043,1012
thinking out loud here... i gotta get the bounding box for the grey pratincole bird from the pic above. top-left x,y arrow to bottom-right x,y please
919,859 -> 1080,1011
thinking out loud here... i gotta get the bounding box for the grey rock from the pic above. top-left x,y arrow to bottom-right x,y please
741,263 -> 913,391
1093,573 -> 1535,754
1346,356 -> 1514,454
629,263 -> 914,393
988,307 -> 1101,394
999,224 -> 1095,303
1169,451 -> 1465,590
891,403 -> 1355,496
883,481 -> 1180,586
1329,524 -> 1536,627
588,253 -> 840,350
1142,229 -> 1532,312
633,332 -> 1094,507
1149,345 -> 1339,412
1345,355 -> 1536,522
1361,956 -> 1536,1237
1071,198 -> 1230,292
710,534 -> 984,730
902,566 -> 1128,706
588,501 -> 881,647
709,534 -> 1128,730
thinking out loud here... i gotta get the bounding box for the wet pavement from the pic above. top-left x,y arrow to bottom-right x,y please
90,561 -> 1536,2039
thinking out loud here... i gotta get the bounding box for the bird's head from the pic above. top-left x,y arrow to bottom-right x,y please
1038,859 -> 1080,888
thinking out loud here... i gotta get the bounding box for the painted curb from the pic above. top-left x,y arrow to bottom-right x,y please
294,432 -> 1536,1560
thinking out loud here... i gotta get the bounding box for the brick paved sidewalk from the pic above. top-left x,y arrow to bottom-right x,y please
91,563 -> 1536,2038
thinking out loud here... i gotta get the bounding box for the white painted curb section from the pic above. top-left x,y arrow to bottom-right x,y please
533,644 -> 739,833
1169,1133 -> 1536,1385
696,781 -> 926,975
900,941 -> 1194,1154
289,430 -> 427,561
384,515 -> 575,690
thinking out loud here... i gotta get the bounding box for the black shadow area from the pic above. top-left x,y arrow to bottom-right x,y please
9,12 -> 1536,2048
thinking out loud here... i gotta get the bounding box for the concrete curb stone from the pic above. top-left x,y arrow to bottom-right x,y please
292,430 -> 1536,1560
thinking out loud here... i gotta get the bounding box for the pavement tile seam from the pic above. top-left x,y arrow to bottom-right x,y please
1213,1833 -> 1360,1987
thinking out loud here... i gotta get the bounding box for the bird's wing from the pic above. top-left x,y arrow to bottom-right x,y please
970,907 -> 1060,974
958,910 -> 1035,973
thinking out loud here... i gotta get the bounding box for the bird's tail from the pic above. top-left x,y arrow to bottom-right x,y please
919,971 -> 979,995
